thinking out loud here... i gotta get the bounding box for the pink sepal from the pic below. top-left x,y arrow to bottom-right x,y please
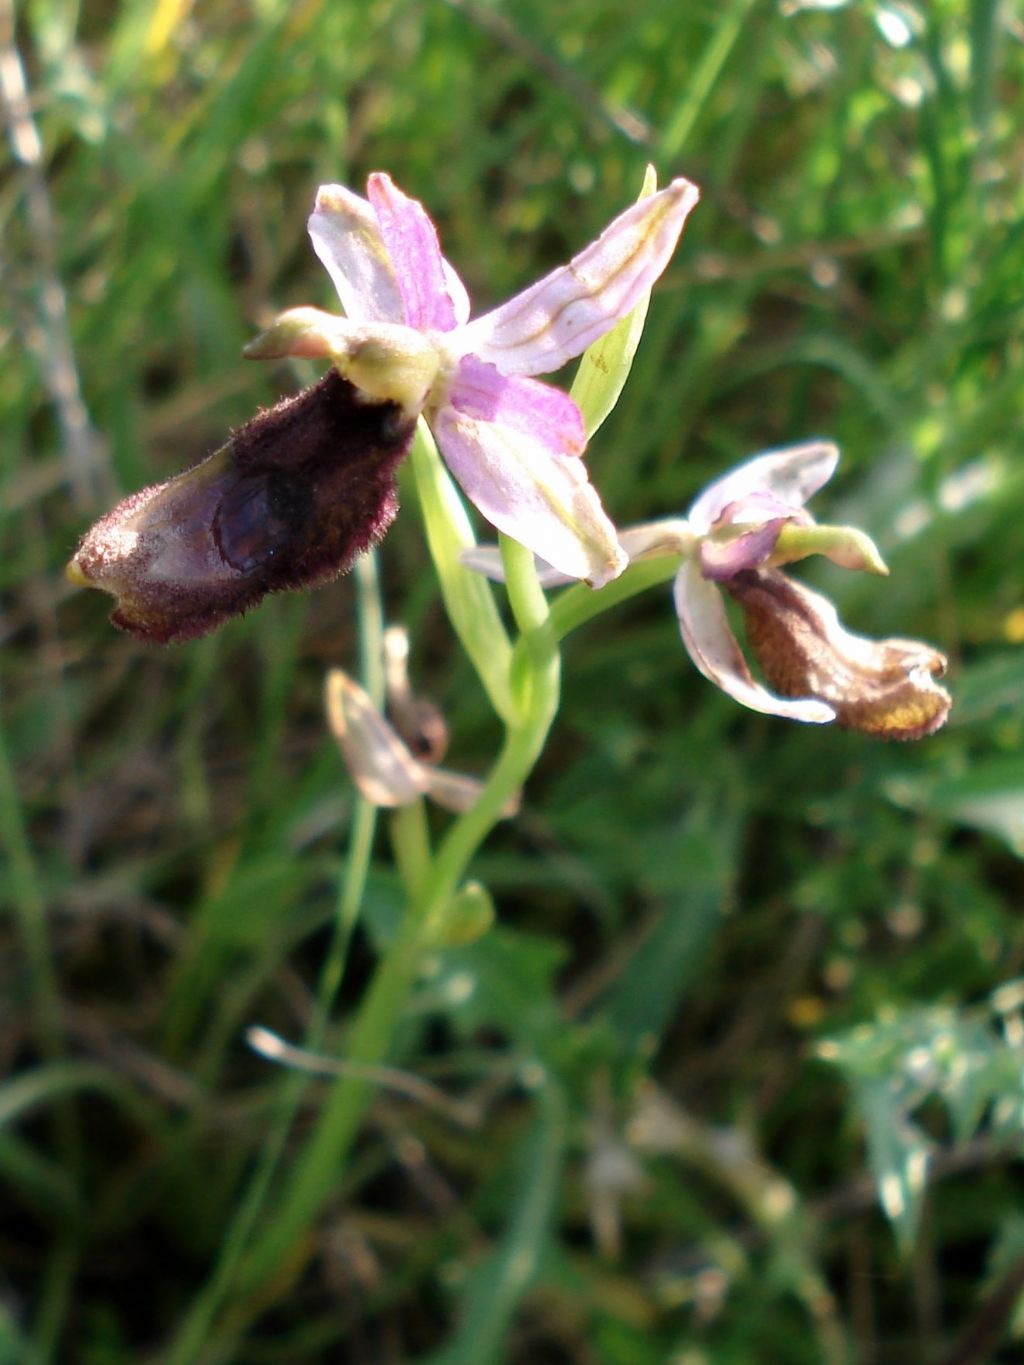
688,441 -> 838,535
462,178 -> 700,377
308,184 -> 406,325
367,173 -> 464,332
433,407 -> 627,588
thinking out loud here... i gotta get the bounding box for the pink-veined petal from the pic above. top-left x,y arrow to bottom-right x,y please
673,557 -> 835,724
367,173 -> 463,332
448,355 -> 586,457
688,441 -> 839,534
433,405 -> 627,588
461,178 -> 699,376
309,184 -> 406,325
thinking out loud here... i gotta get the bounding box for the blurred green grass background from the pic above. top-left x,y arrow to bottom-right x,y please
3,0 -> 1024,1361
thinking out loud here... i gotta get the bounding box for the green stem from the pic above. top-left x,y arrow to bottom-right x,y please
0,716 -> 67,1077
238,539 -> 563,1297
354,551 -> 386,708
422,539 -> 560,931
408,424 -> 514,721
390,798 -> 431,903
0,711 -> 83,1341
549,555 -> 681,641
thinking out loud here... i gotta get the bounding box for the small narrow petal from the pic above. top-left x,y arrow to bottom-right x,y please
441,259 -> 472,329
325,671 -> 428,806
674,557 -> 835,724
434,405 -> 627,587
460,545 -> 568,588
309,184 -> 406,325
724,568 -> 951,740
459,519 -> 694,587
700,519 -> 786,580
618,520 -> 695,562
688,441 -> 839,535
448,355 -> 586,457
367,173 -> 462,332
461,178 -> 700,377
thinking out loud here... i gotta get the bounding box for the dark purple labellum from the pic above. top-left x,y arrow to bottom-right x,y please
213,470 -> 315,574
69,373 -> 417,642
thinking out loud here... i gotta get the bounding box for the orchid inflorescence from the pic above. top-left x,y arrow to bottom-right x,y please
69,169 -> 950,745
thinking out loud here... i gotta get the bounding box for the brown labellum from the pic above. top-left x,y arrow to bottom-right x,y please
726,567 -> 951,740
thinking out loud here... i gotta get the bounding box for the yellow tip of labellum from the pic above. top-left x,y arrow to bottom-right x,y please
66,557 -> 91,588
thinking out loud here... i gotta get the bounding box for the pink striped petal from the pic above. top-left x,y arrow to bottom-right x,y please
448,355 -> 586,457
688,441 -> 838,535
673,557 -> 835,724
308,184 -> 406,325
433,405 -> 627,587
460,178 -> 699,377
367,173 -> 464,332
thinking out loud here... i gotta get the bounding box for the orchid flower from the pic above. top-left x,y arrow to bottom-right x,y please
465,441 -> 952,740
69,171 -> 698,641
246,171 -> 699,588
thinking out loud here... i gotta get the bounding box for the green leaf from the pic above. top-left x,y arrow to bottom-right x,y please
423,1080 -> 567,1365
603,800 -> 738,1051
887,757 -> 1024,855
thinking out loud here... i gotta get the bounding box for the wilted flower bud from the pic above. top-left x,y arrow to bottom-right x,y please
383,624 -> 449,764
325,668 -> 519,816
68,373 -> 415,642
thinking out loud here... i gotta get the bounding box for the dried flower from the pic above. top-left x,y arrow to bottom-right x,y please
247,170 -> 699,587
325,668 -> 519,815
